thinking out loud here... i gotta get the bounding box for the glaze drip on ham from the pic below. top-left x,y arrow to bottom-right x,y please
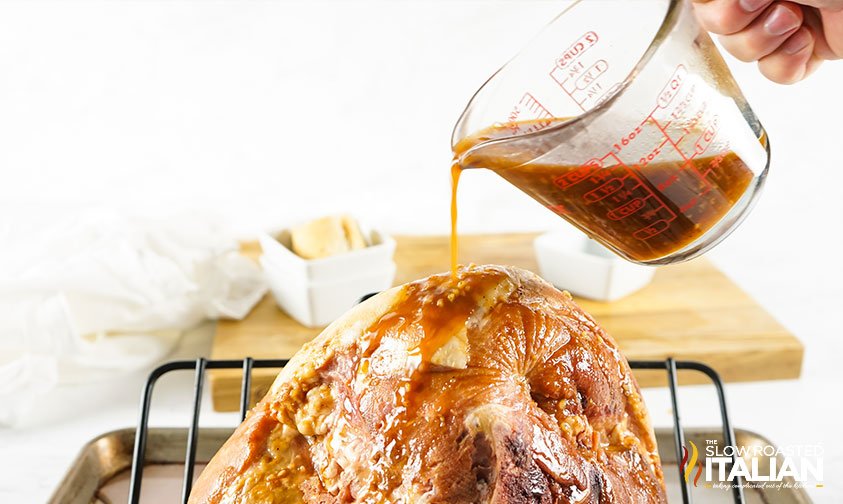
189,265 -> 667,504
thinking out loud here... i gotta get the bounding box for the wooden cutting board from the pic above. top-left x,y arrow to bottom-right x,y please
210,234 -> 803,412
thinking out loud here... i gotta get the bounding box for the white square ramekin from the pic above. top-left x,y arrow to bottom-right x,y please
258,227 -> 397,327
534,231 -> 655,302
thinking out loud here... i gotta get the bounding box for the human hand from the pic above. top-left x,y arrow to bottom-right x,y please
692,0 -> 843,83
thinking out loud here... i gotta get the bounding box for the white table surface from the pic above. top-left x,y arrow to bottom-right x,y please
1,1 -> 841,502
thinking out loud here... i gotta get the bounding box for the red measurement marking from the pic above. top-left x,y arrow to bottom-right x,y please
657,174 -> 679,191
549,32 -> 612,112
636,136 -> 671,168
584,177 -> 625,203
679,197 -> 699,213
550,68 -> 587,112
651,115 -> 690,163
635,219 -> 671,240
546,204 -> 570,215
556,31 -> 598,69
648,66 -> 698,163
602,152 -> 678,229
575,59 -> 609,90
683,100 -> 707,134
608,197 -> 645,220
657,65 -> 688,109
554,158 -> 602,189
550,65 -> 608,111
701,152 -> 724,179
694,116 -> 719,155
682,158 -> 713,194
640,208 -> 659,220
671,84 -> 698,124
594,82 -> 623,107
520,93 -> 552,117
507,93 -> 554,134
588,169 -> 613,184
609,188 -> 634,202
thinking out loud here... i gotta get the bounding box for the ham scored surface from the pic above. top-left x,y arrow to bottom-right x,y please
189,265 -> 667,504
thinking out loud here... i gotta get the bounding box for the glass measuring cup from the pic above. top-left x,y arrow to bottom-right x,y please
452,0 -> 770,265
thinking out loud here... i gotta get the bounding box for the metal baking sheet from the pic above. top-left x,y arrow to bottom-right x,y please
49,427 -> 813,503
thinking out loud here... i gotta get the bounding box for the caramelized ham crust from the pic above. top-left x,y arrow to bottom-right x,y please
189,265 -> 666,504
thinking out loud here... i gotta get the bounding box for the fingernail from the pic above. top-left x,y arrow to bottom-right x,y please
782,27 -> 812,54
764,5 -> 800,36
740,0 -> 769,12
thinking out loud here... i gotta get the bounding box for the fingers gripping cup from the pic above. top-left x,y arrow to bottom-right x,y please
452,0 -> 770,265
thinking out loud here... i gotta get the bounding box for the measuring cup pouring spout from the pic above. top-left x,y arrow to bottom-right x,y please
451,0 -> 770,265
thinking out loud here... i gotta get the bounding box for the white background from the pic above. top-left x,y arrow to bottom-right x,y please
0,0 -> 841,502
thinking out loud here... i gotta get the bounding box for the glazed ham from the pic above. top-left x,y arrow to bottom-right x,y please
189,265 -> 666,503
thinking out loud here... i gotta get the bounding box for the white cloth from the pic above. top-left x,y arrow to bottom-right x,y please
0,212 -> 267,426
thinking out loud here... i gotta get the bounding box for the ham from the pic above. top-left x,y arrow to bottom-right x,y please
189,265 -> 666,504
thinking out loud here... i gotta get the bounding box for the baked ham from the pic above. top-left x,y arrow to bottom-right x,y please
189,265 -> 666,503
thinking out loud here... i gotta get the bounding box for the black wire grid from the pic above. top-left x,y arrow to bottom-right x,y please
127,358 -> 745,504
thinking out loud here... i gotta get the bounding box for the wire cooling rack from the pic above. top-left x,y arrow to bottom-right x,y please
127,357 -> 745,504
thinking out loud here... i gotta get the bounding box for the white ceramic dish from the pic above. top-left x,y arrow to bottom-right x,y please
258,226 -> 397,327
258,227 -> 396,282
534,231 -> 655,302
